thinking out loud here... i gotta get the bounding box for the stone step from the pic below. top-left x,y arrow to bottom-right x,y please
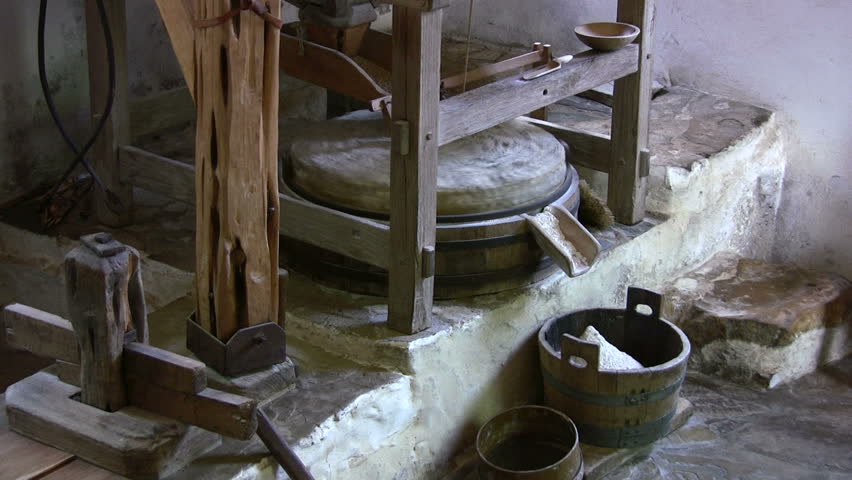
663,251 -> 852,388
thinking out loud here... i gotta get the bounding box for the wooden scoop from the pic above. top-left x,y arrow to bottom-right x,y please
524,205 -> 601,277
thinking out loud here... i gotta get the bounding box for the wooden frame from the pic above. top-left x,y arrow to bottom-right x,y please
94,0 -> 654,335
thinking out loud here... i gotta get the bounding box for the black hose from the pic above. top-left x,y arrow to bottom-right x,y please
38,0 -> 122,214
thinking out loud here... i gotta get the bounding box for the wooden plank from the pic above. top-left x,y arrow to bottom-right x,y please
120,146 -> 195,205
520,117 -> 612,173
0,430 -> 75,480
85,0 -> 133,225
119,146 -> 391,268
280,196 -> 390,269
375,0 -> 453,10
41,460 -> 122,480
439,45 -> 639,147
126,379 -> 257,440
280,32 -> 389,105
441,50 -> 545,90
359,29 -> 394,71
130,87 -> 195,140
388,7 -> 442,334
3,304 -> 80,364
194,1 -> 281,341
123,342 -> 206,394
154,0 -> 196,100
608,0 -> 655,225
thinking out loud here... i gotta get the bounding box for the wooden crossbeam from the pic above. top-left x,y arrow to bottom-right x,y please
519,117 -> 612,173
439,45 -> 639,147
3,304 -> 79,364
123,342 -> 206,394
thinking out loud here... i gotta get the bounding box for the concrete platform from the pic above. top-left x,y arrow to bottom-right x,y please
664,251 -> 852,388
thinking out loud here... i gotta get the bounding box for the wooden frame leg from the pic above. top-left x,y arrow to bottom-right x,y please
608,0 -> 655,225
388,7 -> 442,334
85,0 -> 133,226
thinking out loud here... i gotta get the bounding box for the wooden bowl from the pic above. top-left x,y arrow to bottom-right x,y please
574,22 -> 640,51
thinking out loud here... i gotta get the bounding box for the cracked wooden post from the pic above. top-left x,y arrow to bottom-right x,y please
192,2 -> 282,345
64,232 -> 147,412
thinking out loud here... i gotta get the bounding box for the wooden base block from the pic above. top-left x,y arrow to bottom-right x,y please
5,372 -> 221,479
206,357 -> 298,402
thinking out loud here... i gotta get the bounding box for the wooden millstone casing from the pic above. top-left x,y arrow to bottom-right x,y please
537,288 -> 691,448
280,163 -> 580,299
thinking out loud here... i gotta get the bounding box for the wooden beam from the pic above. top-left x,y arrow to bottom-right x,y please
123,342 -> 207,395
280,196 -> 390,269
359,29 -> 393,71
86,0 -> 133,225
120,146 -> 195,205
438,45 -> 639,147
375,0 -> 453,11
153,0 -> 196,100
388,7 -> 442,334
194,2 -> 281,341
119,145 -> 390,268
519,117 -> 612,173
125,380 -> 257,440
3,304 -> 80,364
608,0 -> 655,225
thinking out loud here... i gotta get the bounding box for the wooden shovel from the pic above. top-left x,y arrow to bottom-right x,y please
524,205 -> 601,277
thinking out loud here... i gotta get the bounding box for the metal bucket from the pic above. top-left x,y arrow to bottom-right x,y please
476,406 -> 583,479
537,287 -> 690,448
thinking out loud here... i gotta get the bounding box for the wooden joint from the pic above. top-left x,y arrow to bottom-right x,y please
393,120 -> 411,156
640,149 -> 651,177
421,246 -> 436,279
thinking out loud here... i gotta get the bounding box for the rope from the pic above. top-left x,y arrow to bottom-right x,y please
183,0 -> 284,30
461,0 -> 475,92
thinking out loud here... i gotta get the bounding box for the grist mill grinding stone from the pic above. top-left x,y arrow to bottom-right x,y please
281,110 -> 567,217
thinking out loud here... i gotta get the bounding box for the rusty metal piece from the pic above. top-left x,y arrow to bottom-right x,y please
186,314 -> 287,377
256,409 -> 315,480
476,405 -> 583,479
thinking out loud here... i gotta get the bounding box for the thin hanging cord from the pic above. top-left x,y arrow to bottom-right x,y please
461,0 -> 475,92
38,0 -> 122,214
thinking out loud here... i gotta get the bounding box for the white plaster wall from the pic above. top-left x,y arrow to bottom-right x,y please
446,0 -> 852,278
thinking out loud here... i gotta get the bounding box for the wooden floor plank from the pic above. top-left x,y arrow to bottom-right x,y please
40,459 -> 124,480
0,430 -> 75,480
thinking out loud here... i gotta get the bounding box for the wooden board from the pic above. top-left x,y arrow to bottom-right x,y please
608,0 -> 655,225
3,304 -> 80,364
41,460 -> 122,480
194,1 -> 281,341
388,7 -> 443,334
154,0 -> 196,100
85,0 -> 132,225
439,45 -> 639,147
123,342 -> 207,394
0,430 -> 74,480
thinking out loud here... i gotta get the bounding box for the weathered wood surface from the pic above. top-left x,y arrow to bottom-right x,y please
439,45 -> 639,147
608,0 -> 655,225
280,32 -> 388,105
0,429 -> 75,480
375,0 -> 452,10
118,147 -> 392,268
64,235 -> 146,412
194,1 -> 281,341
3,304 -> 80,364
123,342 -> 207,394
86,0 -> 132,225
520,116 -> 612,173
153,0 -> 196,99
126,379 -> 257,440
359,28 -> 393,71
41,460 -> 122,480
388,7 -> 443,334
6,371 -> 219,479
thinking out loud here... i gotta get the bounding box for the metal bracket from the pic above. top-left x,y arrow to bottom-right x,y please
187,315 -> 287,377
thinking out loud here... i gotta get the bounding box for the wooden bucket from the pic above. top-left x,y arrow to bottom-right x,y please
280,165 -> 580,299
537,288 -> 690,448
476,406 -> 583,480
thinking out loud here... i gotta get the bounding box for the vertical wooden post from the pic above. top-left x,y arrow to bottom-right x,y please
85,0 -> 133,226
65,233 -> 147,412
608,0 -> 655,225
388,7 -> 442,334
194,1 -> 281,342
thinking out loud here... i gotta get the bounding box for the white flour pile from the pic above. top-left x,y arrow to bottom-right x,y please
580,326 -> 644,370
533,210 -> 589,268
